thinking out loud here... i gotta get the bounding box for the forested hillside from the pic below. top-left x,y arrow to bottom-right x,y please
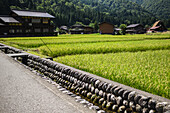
0,0 -> 169,27
128,0 -> 170,19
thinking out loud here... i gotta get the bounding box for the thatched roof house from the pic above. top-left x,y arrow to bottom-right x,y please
149,20 -> 167,32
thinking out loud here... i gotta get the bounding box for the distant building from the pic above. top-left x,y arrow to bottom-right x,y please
84,26 -> 94,34
70,24 -> 84,34
69,24 -> 94,34
99,22 -> 114,34
126,24 -> 146,34
59,26 -> 69,34
114,28 -> 121,35
149,20 -> 167,32
0,9 -> 55,36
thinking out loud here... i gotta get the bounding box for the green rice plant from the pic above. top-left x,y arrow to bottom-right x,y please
39,40 -> 170,57
55,50 -> 170,99
0,34 -> 169,48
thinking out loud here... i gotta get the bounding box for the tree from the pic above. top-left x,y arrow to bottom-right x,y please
94,21 -> 99,32
119,24 -> 127,35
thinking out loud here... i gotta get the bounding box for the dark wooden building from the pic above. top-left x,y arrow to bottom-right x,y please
84,26 -> 94,34
126,24 -> 146,34
70,24 -> 94,34
149,20 -> 167,32
70,24 -> 84,34
99,22 -> 114,34
0,9 -> 55,36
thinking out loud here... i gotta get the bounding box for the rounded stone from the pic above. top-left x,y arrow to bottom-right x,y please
139,96 -> 150,108
91,86 -> 95,93
91,94 -> 97,101
106,93 -> 112,101
78,74 -> 85,80
87,77 -> 93,84
156,103 -> 164,113
95,88 -> 99,95
102,92 -> 107,100
87,92 -> 92,99
118,106 -> 126,112
83,90 -> 88,97
143,108 -> 149,113
73,78 -> 78,85
114,87 -> 121,96
134,94 -> 142,104
88,84 -> 92,91
102,82 -> 108,92
70,71 -> 75,76
149,110 -> 156,113
118,88 -> 125,96
128,91 -> 136,101
110,85 -> 118,94
129,101 -> 135,108
136,104 -> 142,113
105,84 -> 112,93
102,101 -> 107,109
99,90 -> 103,97
116,96 -> 123,106
93,96 -> 101,104
91,78 -> 97,86
85,83 -> 89,90
82,76 -> 87,82
95,80 -> 101,88
112,105 -> 119,112
148,99 -> 157,109
125,108 -> 133,113
99,98 -> 105,105
106,102 -> 113,110
110,95 -> 117,104
98,82 -> 104,90
123,100 -> 129,107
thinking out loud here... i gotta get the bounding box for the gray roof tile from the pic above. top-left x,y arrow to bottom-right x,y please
12,9 -> 55,18
0,16 -> 20,23
127,24 -> 140,28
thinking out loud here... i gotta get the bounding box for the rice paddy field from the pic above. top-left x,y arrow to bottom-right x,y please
0,33 -> 170,99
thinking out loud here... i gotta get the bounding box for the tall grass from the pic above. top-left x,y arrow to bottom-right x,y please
55,50 -> 170,99
39,40 -> 170,57
0,34 -> 169,48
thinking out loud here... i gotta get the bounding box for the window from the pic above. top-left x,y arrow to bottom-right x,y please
43,19 -> 48,24
43,28 -> 49,32
16,29 -> 22,33
35,28 -> 41,32
32,18 -> 41,23
26,29 -> 31,33
9,29 -> 15,33
25,18 -> 28,22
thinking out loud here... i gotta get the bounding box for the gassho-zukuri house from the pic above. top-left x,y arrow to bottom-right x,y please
0,9 -> 56,36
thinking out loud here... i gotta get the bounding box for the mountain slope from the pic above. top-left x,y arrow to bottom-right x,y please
128,0 -> 170,19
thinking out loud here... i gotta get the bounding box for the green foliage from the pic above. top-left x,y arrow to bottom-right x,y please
128,0 -> 170,19
94,21 -> 99,32
119,24 -> 127,35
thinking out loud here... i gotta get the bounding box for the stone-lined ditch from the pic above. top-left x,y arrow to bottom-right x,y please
0,43 -> 169,113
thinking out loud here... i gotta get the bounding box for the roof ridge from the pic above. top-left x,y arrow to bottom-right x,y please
11,9 -> 47,13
